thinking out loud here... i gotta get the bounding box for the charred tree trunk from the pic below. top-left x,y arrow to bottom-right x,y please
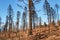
8,4 -> 14,32
4,16 -> 8,31
16,11 -> 20,31
28,0 -> 33,35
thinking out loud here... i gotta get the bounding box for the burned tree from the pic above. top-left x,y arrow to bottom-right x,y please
28,0 -> 38,34
49,7 -> 56,22
18,0 -> 41,35
16,11 -> 20,31
55,4 -> 60,20
39,17 -> 42,27
8,4 -> 14,31
22,7 -> 27,31
43,0 -> 51,23
44,22 -> 47,27
43,0 -> 56,23
4,16 -> 8,31
32,11 -> 38,29
43,0 -> 57,34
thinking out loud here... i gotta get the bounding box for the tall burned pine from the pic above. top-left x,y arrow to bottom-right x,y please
43,0 -> 51,23
22,7 -> 27,31
28,0 -> 40,35
28,0 -> 35,35
16,11 -> 20,31
4,16 -> 8,31
8,4 -> 14,31
18,0 -> 41,35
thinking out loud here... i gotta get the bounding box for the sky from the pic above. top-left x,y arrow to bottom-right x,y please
0,0 -> 60,26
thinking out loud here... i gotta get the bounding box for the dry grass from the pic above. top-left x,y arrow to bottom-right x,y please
0,24 -> 60,40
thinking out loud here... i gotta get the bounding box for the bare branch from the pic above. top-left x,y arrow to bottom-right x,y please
18,0 -> 24,2
18,0 -> 28,6
17,4 -> 23,9
23,0 -> 28,6
34,0 -> 41,4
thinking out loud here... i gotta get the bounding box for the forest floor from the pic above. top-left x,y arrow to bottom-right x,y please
0,25 -> 60,40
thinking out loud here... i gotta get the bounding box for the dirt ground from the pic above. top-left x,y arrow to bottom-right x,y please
0,24 -> 60,40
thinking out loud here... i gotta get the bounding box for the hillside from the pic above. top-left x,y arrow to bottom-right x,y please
0,22 -> 60,40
